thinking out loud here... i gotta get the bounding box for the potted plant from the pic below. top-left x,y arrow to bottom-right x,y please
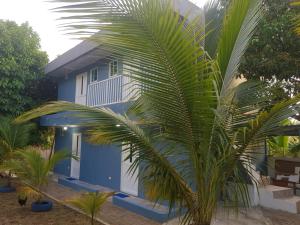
3,148 -> 70,212
0,116 -> 34,192
67,191 -> 113,225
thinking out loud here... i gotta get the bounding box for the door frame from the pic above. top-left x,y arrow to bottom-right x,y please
120,143 -> 139,196
70,133 -> 82,179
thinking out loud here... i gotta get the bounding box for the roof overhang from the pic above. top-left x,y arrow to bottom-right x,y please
45,0 -> 203,78
45,40 -> 111,77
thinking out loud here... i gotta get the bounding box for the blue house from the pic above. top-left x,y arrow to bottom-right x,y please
41,1 -> 202,222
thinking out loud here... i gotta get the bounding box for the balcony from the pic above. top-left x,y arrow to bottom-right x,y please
87,75 -> 137,107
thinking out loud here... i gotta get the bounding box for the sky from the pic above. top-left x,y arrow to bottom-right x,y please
0,0 -> 208,61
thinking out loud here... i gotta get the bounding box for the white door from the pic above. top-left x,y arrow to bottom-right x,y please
70,133 -> 81,179
120,143 -> 139,196
75,73 -> 87,105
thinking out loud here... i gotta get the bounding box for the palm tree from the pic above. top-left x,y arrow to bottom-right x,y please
16,0 -> 300,224
67,192 -> 113,225
0,116 -> 35,187
2,149 -> 70,204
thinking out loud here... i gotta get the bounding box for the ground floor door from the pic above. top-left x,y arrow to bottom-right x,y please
70,133 -> 81,179
120,143 -> 139,196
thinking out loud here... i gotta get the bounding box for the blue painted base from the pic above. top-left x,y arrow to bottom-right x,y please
58,176 -> 177,222
31,201 -> 53,212
0,186 -> 15,193
58,176 -> 113,193
113,195 -> 178,223
114,192 -> 129,198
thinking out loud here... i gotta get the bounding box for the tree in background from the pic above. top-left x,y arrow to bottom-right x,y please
239,0 -> 300,98
0,20 -> 53,116
292,0 -> 300,35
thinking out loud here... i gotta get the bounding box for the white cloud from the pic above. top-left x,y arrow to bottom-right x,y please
0,0 -> 208,61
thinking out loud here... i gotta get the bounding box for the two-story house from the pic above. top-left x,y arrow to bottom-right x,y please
41,0 -> 202,222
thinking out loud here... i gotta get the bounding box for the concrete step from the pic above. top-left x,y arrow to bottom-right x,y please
259,185 -> 300,213
260,196 -> 300,214
262,185 -> 294,199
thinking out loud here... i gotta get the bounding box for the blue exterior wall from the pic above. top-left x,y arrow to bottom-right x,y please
49,57 -> 146,196
80,138 -> 121,190
53,102 -> 131,192
54,127 -> 74,176
57,74 -> 76,102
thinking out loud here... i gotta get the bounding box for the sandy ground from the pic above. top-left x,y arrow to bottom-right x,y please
2,183 -> 300,225
262,208 -> 300,225
0,192 -> 103,225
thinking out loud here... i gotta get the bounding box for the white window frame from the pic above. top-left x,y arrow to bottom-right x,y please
109,59 -> 119,77
90,67 -> 98,83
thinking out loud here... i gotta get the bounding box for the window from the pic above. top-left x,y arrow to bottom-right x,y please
109,60 -> 118,77
90,67 -> 98,83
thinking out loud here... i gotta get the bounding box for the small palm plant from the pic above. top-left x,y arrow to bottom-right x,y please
67,192 -> 113,225
2,148 -> 70,211
0,116 -> 35,188
16,0 -> 300,224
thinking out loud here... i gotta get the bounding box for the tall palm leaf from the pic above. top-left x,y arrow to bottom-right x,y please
16,0 -> 300,224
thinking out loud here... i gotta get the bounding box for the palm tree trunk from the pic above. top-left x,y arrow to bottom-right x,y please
192,220 -> 211,225
48,138 -> 55,161
91,213 -> 94,225
191,206 -> 213,225
7,171 -> 11,187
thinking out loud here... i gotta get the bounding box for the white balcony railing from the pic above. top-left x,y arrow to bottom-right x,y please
87,75 -> 137,107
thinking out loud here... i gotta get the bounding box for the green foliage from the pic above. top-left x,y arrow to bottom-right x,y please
268,136 -> 289,156
239,0 -> 300,97
0,116 -> 35,163
16,0 -> 300,224
289,141 -> 300,157
67,192 -> 113,225
2,148 -> 70,202
268,135 -> 300,157
291,0 -> 300,36
0,20 -> 49,116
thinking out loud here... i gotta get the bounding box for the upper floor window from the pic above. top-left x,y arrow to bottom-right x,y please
90,67 -> 98,83
109,60 -> 118,77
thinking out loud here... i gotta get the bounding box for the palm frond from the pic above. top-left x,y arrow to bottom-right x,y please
3,148 -> 69,196
67,192 -> 113,225
216,0 -> 263,96
0,116 -> 35,156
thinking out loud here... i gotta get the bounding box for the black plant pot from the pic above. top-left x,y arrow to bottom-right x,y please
0,186 -> 15,193
31,201 -> 53,212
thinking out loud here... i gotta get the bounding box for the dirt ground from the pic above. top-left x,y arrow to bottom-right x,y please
0,192 -> 103,225
2,187 -> 300,225
261,208 -> 300,225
